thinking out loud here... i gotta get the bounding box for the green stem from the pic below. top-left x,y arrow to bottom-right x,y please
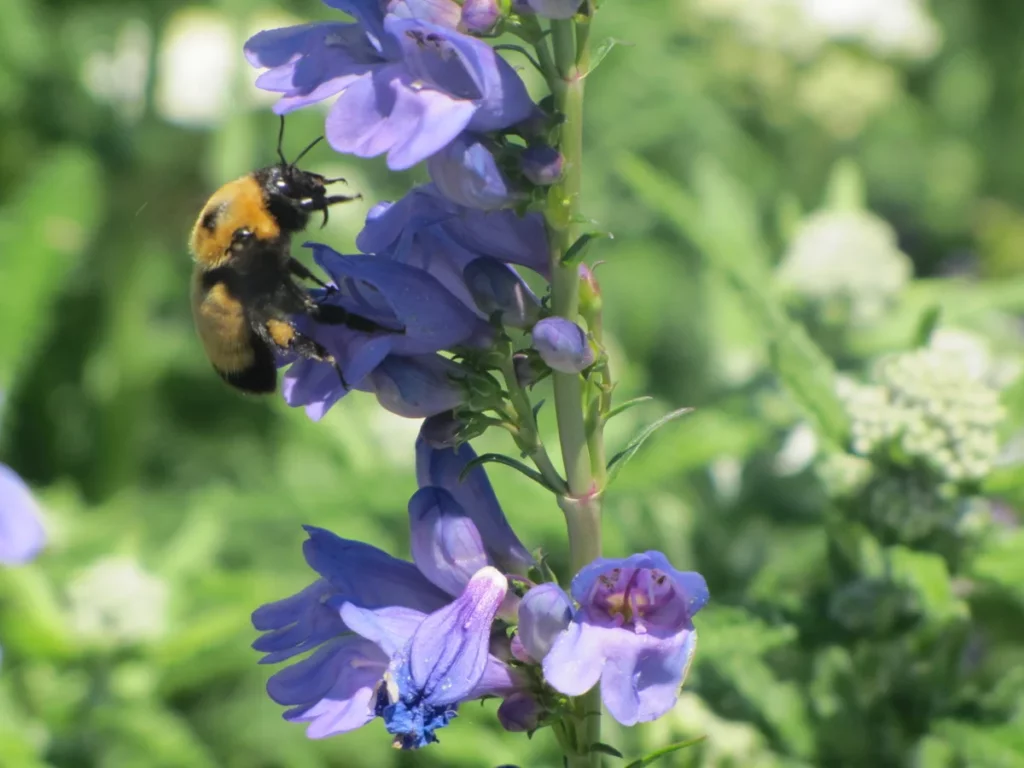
499,357 -> 566,492
547,18 -> 603,768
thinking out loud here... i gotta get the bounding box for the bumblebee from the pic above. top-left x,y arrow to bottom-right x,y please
189,120 -> 391,394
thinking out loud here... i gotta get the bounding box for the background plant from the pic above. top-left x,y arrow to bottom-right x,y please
2,0 -> 1024,766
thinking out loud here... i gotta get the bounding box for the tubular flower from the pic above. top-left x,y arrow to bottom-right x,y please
0,464 -> 45,566
244,2 -> 534,170
342,567 -> 520,748
542,552 -> 708,726
280,244 -> 491,420
427,133 -> 517,210
357,184 -> 549,311
532,317 -> 595,374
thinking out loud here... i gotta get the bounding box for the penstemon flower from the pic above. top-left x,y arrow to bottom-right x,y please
0,464 -> 45,566
244,1 -> 710,763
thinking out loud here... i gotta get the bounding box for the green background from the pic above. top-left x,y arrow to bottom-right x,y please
2,1 -> 1024,766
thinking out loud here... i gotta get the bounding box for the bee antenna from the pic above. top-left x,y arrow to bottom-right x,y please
291,136 -> 324,168
276,115 -> 288,166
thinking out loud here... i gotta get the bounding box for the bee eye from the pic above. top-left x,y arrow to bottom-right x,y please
275,178 -> 290,192
230,228 -> 253,251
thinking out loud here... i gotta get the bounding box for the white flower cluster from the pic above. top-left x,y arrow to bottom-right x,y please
838,348 -> 1005,483
692,0 -> 941,60
777,210 -> 912,326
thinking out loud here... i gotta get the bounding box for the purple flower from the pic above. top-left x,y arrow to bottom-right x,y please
0,464 -> 45,566
516,582 -> 573,662
532,317 -> 594,374
419,410 -> 464,448
369,354 -> 469,417
357,184 -> 548,310
280,244 -> 491,420
386,0 -> 462,27
342,567 -> 519,748
524,0 -> 580,19
245,6 -> 534,170
463,257 -> 541,328
427,134 -> 517,210
541,552 -> 708,726
521,144 -> 563,186
497,691 -> 543,732
415,424 -> 534,573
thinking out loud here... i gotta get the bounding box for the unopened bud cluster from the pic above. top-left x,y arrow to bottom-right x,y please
838,348 -> 1005,484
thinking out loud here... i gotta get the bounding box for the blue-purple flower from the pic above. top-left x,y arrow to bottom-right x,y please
520,144 -> 563,186
0,463 -> 45,566
532,317 -> 594,374
427,133 -> 517,210
523,0 -> 581,19
245,2 -> 534,170
280,245 -> 491,420
357,184 -> 548,309
539,552 -> 708,726
463,257 -> 542,328
254,431 -> 532,743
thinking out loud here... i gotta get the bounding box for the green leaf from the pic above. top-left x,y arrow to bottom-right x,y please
606,407 -> 694,483
615,153 -> 850,448
971,530 -> 1024,601
936,720 -> 1024,767
590,742 -> 625,758
603,395 -> 653,423
887,546 -> 966,622
588,37 -> 633,75
561,230 -> 614,266
459,452 -> 556,491
623,736 -> 707,768
913,305 -> 943,347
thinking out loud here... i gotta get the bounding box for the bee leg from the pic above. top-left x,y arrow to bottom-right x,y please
311,302 -> 406,335
260,318 -> 350,390
287,257 -> 335,293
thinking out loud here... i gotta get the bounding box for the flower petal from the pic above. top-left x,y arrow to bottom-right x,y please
251,579 -> 347,664
403,566 -> 508,705
369,355 -> 468,418
302,526 -> 450,613
517,583 -> 573,662
427,134 -> 516,211
339,603 -> 426,657
415,432 -> 534,573
0,464 -> 45,566
267,635 -> 384,707
532,317 -> 594,374
541,619 -> 604,698
408,487 -> 489,596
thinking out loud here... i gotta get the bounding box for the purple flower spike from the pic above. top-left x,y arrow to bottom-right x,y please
525,0 -> 581,19
517,582 -> 573,662
247,8 -> 533,170
408,486 -> 489,596
0,464 -> 45,566
415,428 -> 534,573
428,134 -> 516,210
369,355 -> 468,418
532,317 -> 595,374
463,258 -> 542,328
542,551 -> 708,726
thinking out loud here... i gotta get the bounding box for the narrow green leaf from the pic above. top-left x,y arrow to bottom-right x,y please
623,736 -> 707,768
589,742 -> 624,758
606,407 -> 694,483
588,37 -> 633,75
823,158 -> 866,211
603,395 -> 653,423
913,305 -> 942,347
561,230 -> 613,266
459,452 -> 556,491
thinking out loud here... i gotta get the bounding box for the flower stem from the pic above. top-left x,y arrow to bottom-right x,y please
547,17 -> 603,768
499,356 -> 567,493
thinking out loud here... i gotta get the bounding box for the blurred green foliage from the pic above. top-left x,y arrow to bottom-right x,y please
2,0 -> 1024,766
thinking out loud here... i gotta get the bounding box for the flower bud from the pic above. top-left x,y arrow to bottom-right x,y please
524,0 -> 580,19
461,0 -> 502,33
463,257 -> 542,328
578,263 -> 602,319
497,692 -> 543,732
531,317 -> 594,374
368,355 -> 468,418
517,582 -> 573,662
520,144 -> 563,186
427,134 -> 516,211
386,0 -> 462,27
